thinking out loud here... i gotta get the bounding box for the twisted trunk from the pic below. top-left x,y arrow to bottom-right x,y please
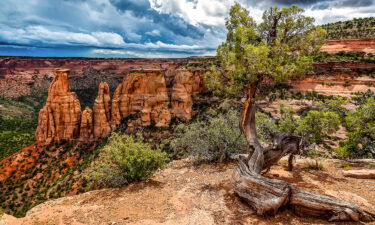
232,82 -> 375,222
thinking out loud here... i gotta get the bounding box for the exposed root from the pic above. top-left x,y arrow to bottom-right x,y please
232,157 -> 375,222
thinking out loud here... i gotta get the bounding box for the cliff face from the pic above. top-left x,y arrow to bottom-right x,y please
290,60 -> 375,96
0,58 -> 189,98
1,39 -> 374,99
320,39 -> 375,54
35,68 -> 206,145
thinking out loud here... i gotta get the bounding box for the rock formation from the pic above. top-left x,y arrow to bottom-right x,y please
35,67 -> 208,145
93,82 -> 112,138
79,107 -> 93,143
116,69 -> 171,128
110,83 -> 123,127
171,69 -> 205,121
35,69 -> 81,145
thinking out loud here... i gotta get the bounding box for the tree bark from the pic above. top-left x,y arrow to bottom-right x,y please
232,83 -> 375,222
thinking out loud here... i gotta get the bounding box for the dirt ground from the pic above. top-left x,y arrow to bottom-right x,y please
2,157 -> 375,225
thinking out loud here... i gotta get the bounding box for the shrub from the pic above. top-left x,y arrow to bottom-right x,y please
255,105 -> 341,151
296,110 -> 341,145
316,96 -> 348,119
170,109 -> 248,163
85,133 -> 168,188
337,97 -> 375,158
255,112 -> 277,141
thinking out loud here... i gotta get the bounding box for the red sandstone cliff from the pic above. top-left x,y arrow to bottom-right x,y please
320,39 -> 375,54
35,68 -> 206,145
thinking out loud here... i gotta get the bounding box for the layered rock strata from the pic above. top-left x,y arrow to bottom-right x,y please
171,69 -> 205,121
36,68 -> 206,145
35,69 -> 81,145
93,82 -> 112,139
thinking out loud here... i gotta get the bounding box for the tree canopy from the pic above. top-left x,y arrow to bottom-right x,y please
205,4 -> 326,97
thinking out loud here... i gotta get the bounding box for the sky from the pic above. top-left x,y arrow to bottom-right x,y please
0,0 -> 374,58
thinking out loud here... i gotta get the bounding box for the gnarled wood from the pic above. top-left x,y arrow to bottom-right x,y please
232,84 -> 375,222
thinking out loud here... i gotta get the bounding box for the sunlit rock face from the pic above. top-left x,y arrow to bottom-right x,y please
171,69 -> 205,121
93,82 -> 112,139
35,67 -> 208,145
116,69 -> 171,129
35,69 -> 81,145
79,107 -> 94,143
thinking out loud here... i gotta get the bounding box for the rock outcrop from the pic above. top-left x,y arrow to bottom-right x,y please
93,82 -> 112,139
320,38 -> 375,54
35,67 -> 208,145
171,69 -> 205,121
79,107 -> 94,143
35,69 -> 81,145
116,69 -> 171,129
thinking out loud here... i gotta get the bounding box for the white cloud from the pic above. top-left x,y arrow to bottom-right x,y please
304,6 -> 375,25
145,29 -> 161,36
91,48 -> 215,58
0,25 -> 125,47
149,0 -> 234,27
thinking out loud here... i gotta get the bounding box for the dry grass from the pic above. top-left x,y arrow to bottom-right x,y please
303,158 -> 325,171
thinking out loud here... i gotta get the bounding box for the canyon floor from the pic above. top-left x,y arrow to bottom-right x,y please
1,157 -> 375,225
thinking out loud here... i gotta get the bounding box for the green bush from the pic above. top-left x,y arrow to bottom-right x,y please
85,133 -> 168,188
296,110 -> 341,145
316,96 -> 348,119
170,109 -> 248,163
256,105 -> 340,148
337,97 -> 375,158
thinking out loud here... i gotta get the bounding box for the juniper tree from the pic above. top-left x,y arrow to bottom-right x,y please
205,3 -> 374,221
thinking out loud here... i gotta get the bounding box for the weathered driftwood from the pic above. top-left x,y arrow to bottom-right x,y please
232,83 -> 375,222
343,170 -> 375,179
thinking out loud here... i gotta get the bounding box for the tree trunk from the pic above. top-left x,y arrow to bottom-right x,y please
232,83 -> 375,222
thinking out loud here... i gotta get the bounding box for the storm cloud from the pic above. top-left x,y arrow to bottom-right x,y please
0,0 -> 373,58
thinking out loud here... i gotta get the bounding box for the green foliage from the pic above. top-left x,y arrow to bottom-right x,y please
255,112 -> 277,141
351,90 -> 375,106
0,90 -> 47,160
296,110 -> 341,144
278,105 -> 299,134
204,3 -> 326,97
337,97 -> 375,158
256,106 -> 340,147
340,162 -> 353,171
316,96 -> 348,119
85,133 -> 168,188
170,109 -> 248,163
314,51 -> 375,63
321,17 -> 375,40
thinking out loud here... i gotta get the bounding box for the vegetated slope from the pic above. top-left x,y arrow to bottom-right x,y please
2,158 -> 375,225
0,89 -> 47,160
321,17 -> 375,40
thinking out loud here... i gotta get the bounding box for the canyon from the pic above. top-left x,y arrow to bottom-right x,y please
34,67 -> 206,145
0,39 -> 375,219
0,40 -> 374,100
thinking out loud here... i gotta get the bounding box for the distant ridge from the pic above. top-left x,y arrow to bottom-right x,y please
321,17 -> 375,40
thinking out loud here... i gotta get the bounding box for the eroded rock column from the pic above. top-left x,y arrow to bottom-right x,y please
35,69 -> 81,145
93,82 -> 112,138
